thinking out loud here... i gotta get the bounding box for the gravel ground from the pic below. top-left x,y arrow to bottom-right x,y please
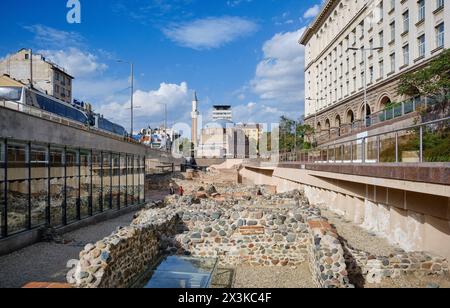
0,211 -> 137,288
365,274 -> 450,289
320,207 -> 398,257
232,263 -> 316,288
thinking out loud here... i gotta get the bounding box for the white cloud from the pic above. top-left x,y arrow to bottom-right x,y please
38,48 -> 108,78
163,16 -> 258,50
233,102 -> 284,124
97,82 -> 193,130
233,27 -> 306,124
251,27 -> 306,105
303,2 -> 325,20
24,24 -> 84,48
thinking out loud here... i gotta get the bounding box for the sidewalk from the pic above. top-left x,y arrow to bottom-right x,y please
0,211 -> 137,288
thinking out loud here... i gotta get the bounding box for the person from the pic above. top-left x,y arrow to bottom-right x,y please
169,183 -> 175,195
179,186 -> 184,196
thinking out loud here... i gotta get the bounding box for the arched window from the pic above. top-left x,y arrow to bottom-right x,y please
346,110 -> 354,124
360,104 -> 372,120
335,115 -> 341,127
325,119 -> 331,130
378,96 -> 391,112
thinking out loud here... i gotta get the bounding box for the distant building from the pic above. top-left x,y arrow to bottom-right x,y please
197,121 -> 263,159
212,105 -> 233,121
198,119 -> 235,158
0,49 -> 74,104
139,127 -> 180,150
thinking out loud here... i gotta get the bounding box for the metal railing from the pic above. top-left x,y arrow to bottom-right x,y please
314,97 -> 441,144
280,117 -> 450,164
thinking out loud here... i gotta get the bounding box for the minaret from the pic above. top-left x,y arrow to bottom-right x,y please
191,92 -> 200,148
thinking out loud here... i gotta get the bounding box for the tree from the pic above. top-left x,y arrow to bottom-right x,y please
398,49 -> 450,114
279,116 -> 313,152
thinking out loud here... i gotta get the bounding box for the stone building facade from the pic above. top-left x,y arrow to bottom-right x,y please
0,49 -> 74,104
300,0 -> 449,143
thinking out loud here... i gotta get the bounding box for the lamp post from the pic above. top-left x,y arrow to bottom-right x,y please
117,60 -> 134,135
347,47 -> 382,127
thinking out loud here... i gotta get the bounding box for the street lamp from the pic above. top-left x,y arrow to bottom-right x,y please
347,46 -> 382,127
117,60 -> 134,135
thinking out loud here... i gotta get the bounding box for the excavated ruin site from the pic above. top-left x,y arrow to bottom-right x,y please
67,168 -> 450,289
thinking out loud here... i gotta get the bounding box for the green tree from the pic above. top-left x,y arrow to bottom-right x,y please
398,49 -> 450,113
279,116 -> 313,152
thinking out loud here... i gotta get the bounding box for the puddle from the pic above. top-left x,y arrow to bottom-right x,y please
137,256 -> 218,288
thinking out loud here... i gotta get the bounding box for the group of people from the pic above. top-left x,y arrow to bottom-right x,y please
169,183 -> 184,196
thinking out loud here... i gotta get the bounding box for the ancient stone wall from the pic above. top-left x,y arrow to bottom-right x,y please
68,214 -> 178,288
307,219 -> 351,288
68,186 -> 354,288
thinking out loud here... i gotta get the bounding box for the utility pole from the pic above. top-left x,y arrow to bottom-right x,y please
29,49 -> 33,88
117,60 -> 135,135
164,103 -> 167,131
130,62 -> 134,135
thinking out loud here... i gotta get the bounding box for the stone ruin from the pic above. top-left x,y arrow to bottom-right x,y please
67,182 -> 448,289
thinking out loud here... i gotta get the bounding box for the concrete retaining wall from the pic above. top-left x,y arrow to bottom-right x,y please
239,165 -> 450,260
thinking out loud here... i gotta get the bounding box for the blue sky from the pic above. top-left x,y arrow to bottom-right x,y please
0,0 -> 323,131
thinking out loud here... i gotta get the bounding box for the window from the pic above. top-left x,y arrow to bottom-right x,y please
55,85 -> 60,93
436,23 -> 445,48
0,87 -> 22,101
403,44 -> 410,66
379,31 -> 384,47
418,34 -> 426,58
24,54 -> 29,60
437,0 -> 445,10
369,39 -> 374,56
418,0 -> 425,22
390,0 -> 395,11
390,53 -> 396,72
403,10 -> 409,33
390,22 -> 395,42
55,73 -> 60,81
379,60 -> 384,78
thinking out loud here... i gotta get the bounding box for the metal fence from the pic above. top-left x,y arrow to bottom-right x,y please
314,97 -> 444,143
280,117 -> 450,164
0,137 -> 146,239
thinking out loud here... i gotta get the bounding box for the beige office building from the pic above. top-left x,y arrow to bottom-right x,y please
0,49 -> 74,104
300,0 -> 448,143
